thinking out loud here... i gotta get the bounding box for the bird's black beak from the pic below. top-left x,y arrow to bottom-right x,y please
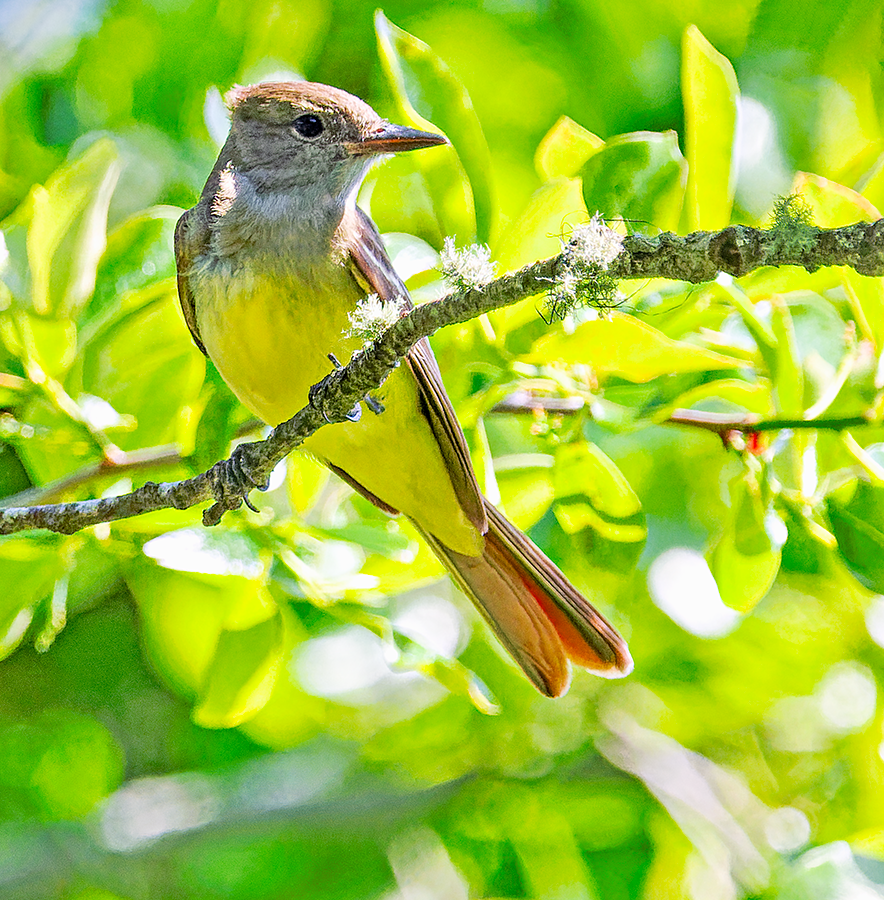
346,123 -> 448,156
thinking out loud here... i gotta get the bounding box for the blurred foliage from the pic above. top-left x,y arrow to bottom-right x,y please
2,1 -> 884,899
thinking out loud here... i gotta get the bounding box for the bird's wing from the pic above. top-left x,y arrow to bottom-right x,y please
343,205 -> 487,535
174,205 -> 209,356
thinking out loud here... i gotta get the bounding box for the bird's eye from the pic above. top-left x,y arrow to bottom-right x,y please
293,114 -> 324,138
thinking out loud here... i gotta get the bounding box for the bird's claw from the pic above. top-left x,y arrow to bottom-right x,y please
308,353 -> 381,422
365,395 -> 384,415
210,441 -> 269,514
308,376 -> 361,423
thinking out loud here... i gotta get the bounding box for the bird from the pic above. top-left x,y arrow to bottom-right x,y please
174,81 -> 632,697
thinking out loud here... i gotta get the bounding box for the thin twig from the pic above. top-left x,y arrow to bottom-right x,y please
1,445 -> 184,507
667,409 -> 878,435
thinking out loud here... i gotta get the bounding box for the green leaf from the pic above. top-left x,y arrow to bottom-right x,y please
790,171 -> 881,227
0,534 -> 64,654
495,178 -> 587,273
491,177 -> 587,337
0,442 -> 32,499
843,271 -> 884,351
237,607 -> 325,749
76,280 -> 205,449
827,478 -> 884,592
554,500 -> 646,542
580,131 -> 687,232
15,313 -> 77,378
192,365 -> 243,472
26,139 -> 120,317
527,312 -> 743,382
709,475 -> 781,612
778,497 -> 834,575
10,394 -> 102,487
129,556 -> 275,699
681,26 -> 739,230
535,116 -> 604,182
659,378 -> 775,419
722,281 -> 777,376
374,11 -> 495,243
89,205 -> 180,325
496,463 -> 555,532
419,658 -> 500,715
769,296 -> 804,416
859,150 -> 884,213
783,290 -> 848,369
194,612 -> 285,729
554,441 -> 641,518
511,813 -> 598,900
788,177 -> 884,354
0,709 -> 123,821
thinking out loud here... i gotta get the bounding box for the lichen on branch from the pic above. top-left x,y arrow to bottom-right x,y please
3,215 -> 884,536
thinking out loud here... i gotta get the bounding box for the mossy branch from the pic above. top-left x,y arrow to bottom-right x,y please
3,217 -> 884,536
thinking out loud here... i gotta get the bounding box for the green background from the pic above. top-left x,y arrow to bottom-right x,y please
2,1 -> 884,898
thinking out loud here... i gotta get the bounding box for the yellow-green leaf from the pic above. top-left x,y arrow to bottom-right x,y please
16,313 -> 77,377
528,312 -> 742,382
27,139 -> 120,317
790,172 -> 881,227
659,378 -> 774,419
491,177 -> 587,336
554,441 -> 641,518
194,613 -> 285,729
375,12 -> 495,243
843,271 -> 884,351
708,477 -> 781,612
681,25 -> 739,230
535,116 -> 604,182
770,296 -> 804,416
554,500 -> 646,542
129,560 -> 276,698
496,466 -> 555,531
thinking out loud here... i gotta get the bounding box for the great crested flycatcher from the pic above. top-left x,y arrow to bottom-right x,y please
175,81 -> 632,697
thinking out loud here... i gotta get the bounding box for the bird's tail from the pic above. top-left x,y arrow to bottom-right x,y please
415,500 -> 632,697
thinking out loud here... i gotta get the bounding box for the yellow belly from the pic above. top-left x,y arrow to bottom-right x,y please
194,263 -> 483,555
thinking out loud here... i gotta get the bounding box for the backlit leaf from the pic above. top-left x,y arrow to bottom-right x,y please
681,26 -> 739,230
528,312 -> 742,382
580,131 -> 687,232
375,12 -> 495,244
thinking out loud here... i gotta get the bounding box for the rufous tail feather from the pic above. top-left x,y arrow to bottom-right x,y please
415,499 -> 632,698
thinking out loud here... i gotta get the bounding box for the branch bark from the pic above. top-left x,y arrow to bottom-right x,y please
3,219 -> 883,536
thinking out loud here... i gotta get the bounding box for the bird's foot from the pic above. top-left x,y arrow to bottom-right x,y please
204,440 -> 270,525
308,352 -> 383,421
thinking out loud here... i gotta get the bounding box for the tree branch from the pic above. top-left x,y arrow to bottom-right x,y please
620,219 -> 884,281
3,218 -> 884,536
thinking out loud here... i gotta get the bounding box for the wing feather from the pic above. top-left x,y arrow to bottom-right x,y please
174,206 -> 210,355
342,206 -> 487,535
